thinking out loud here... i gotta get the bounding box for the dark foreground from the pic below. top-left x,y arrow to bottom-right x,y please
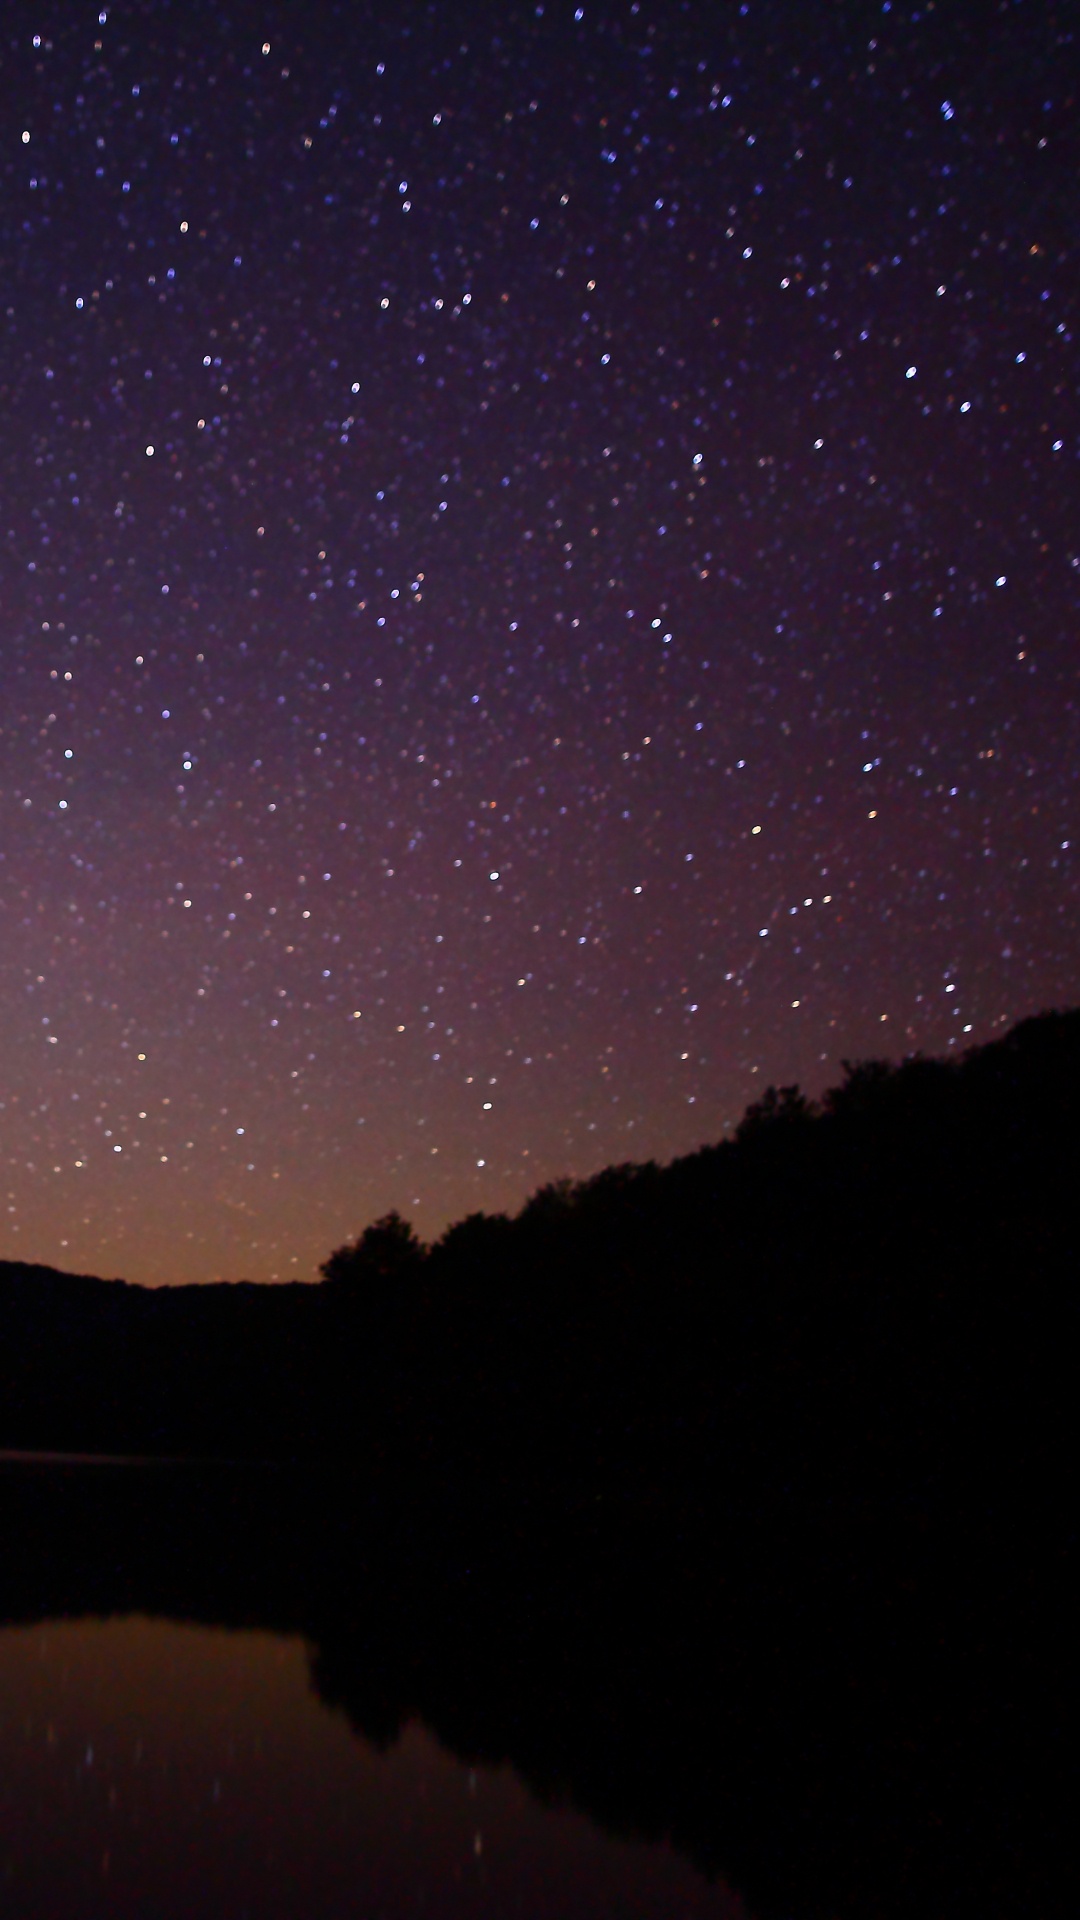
0,1012 -> 1074,1914
0,1442 -> 1068,1920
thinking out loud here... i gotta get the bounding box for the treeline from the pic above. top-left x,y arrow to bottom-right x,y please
0,1008 -> 1075,1530
0,1011 -> 1072,1916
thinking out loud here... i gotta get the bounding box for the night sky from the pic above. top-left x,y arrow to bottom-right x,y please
0,0 -> 1075,1285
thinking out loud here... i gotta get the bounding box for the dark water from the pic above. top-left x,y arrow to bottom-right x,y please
0,1453 -> 1061,1919
0,1615 -> 745,1920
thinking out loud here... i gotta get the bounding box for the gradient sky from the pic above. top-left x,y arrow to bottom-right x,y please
0,0 -> 1075,1284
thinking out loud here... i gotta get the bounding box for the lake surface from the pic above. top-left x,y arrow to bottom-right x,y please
0,1614 -> 748,1919
0,1452 -> 1057,1918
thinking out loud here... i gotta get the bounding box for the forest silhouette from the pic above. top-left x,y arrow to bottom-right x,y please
1,1007 -> 1073,1482
0,1010 -> 1073,1917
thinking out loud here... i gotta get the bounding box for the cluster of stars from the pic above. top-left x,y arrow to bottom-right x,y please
0,1 -> 1074,1282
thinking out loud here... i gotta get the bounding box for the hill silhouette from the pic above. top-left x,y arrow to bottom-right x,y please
1,1007 -> 1074,1489
0,1011 -> 1072,1916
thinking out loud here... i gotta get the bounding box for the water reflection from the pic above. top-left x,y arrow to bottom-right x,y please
0,1453 -> 1057,1919
0,1615 -> 746,1919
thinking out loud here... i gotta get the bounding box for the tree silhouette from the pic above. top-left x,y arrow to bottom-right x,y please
319,1212 -> 425,1289
734,1082 -> 814,1141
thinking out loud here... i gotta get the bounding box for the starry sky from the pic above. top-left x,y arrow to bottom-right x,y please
0,0 -> 1076,1285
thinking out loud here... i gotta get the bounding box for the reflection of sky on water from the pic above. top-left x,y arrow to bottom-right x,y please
0,1616 -> 748,1919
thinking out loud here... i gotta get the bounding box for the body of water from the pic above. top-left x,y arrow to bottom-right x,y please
0,1614 -> 746,1919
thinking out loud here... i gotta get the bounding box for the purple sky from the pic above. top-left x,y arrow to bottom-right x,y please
0,0 -> 1075,1282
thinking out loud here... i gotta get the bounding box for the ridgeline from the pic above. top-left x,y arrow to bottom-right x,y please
0,1009 -> 1073,1919
1,1008 -> 1073,1486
